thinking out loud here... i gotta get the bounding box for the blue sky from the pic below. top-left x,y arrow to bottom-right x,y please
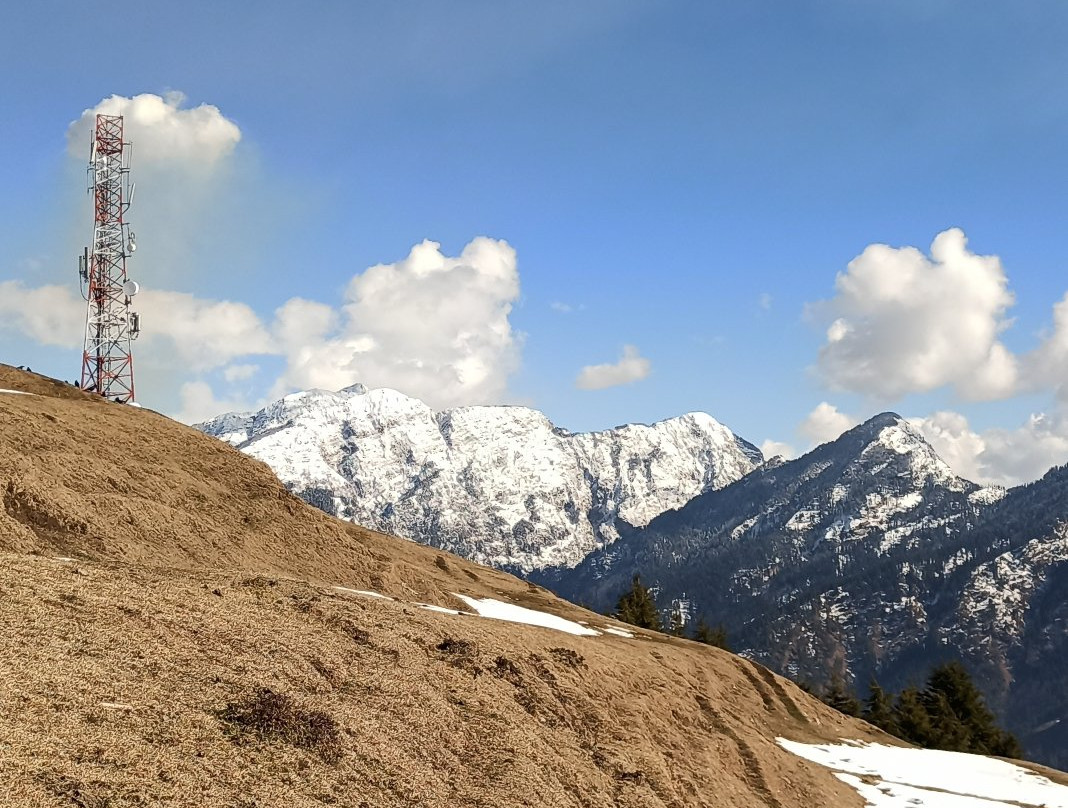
2,1 -> 1068,485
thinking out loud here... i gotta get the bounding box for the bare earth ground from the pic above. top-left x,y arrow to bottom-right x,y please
0,365 -> 1016,806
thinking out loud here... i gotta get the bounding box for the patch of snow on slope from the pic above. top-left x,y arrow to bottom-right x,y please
969,486 -> 1007,506
786,507 -> 821,532
952,525 -> 1068,646
452,594 -> 601,636
778,739 -> 1068,807
730,515 -> 758,540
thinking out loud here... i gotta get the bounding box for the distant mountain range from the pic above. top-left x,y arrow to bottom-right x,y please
196,384 -> 762,572
199,389 -> 1068,769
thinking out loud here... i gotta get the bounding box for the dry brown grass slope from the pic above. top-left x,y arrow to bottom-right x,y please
0,364 -> 891,806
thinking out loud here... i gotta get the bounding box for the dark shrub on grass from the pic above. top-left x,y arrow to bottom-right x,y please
220,688 -> 342,763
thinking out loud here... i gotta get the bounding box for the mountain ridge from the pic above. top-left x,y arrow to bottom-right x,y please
197,384 -> 763,572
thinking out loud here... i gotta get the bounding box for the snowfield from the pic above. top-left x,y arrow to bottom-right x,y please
779,739 -> 1068,807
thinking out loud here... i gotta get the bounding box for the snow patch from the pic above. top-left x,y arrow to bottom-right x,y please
778,739 -> 1068,807
417,603 -> 467,615
969,486 -> 1007,506
452,594 -> 601,636
601,626 -> 635,638
333,587 -> 392,600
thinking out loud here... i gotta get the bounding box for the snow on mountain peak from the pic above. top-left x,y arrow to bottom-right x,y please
196,385 -> 763,572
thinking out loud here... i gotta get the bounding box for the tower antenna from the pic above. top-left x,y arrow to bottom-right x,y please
78,114 -> 140,402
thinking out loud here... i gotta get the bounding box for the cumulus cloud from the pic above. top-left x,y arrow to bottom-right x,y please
270,238 -> 522,408
759,439 -> 796,460
800,401 -> 859,446
136,290 -> 275,371
910,410 -> 1068,487
0,281 -> 84,347
814,228 -> 1017,400
176,380 -> 253,425
1025,292 -> 1068,401
64,93 -> 248,295
575,345 -> 651,391
67,92 -> 241,168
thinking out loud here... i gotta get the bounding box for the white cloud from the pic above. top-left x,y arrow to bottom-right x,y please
223,363 -> 259,383
910,410 -> 1068,487
67,92 -> 241,168
814,228 -> 1017,400
575,345 -> 651,391
137,290 -> 275,371
64,93 -> 249,295
0,281 -> 84,347
176,380 -> 252,425
758,292 -> 772,311
270,238 -> 522,408
1025,292 -> 1068,401
759,439 -> 796,460
800,402 -> 859,446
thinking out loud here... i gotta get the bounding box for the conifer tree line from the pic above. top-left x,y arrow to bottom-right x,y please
614,575 -> 730,650
817,663 -> 1021,758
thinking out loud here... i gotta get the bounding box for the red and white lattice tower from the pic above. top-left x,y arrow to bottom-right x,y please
78,113 -> 141,402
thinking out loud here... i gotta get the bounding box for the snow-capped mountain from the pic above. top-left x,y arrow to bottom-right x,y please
196,384 -> 763,572
542,413 -> 1068,768
540,412 -> 1002,605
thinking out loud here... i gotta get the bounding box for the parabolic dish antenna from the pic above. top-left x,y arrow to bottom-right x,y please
123,280 -> 139,297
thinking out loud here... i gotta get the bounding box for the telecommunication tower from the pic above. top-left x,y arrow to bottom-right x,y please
78,113 -> 141,402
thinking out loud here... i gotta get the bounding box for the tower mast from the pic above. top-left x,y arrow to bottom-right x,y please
78,113 -> 141,402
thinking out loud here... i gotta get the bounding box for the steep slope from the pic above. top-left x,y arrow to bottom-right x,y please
0,366 -> 558,608
546,413 -> 1068,768
196,385 -> 762,572
0,364 -> 902,807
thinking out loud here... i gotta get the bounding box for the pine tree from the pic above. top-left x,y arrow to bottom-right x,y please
894,686 -> 934,747
922,661 -> 1021,757
862,678 -> 897,735
692,618 -> 731,651
615,574 -> 662,631
822,676 -> 861,717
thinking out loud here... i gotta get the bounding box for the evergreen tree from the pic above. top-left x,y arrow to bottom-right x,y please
692,618 -> 731,651
922,661 -> 1021,757
615,575 -> 661,631
822,676 -> 861,717
862,678 -> 897,735
921,689 -> 970,752
894,686 -> 934,747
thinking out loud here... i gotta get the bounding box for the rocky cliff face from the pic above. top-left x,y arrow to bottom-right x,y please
196,385 -> 762,572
